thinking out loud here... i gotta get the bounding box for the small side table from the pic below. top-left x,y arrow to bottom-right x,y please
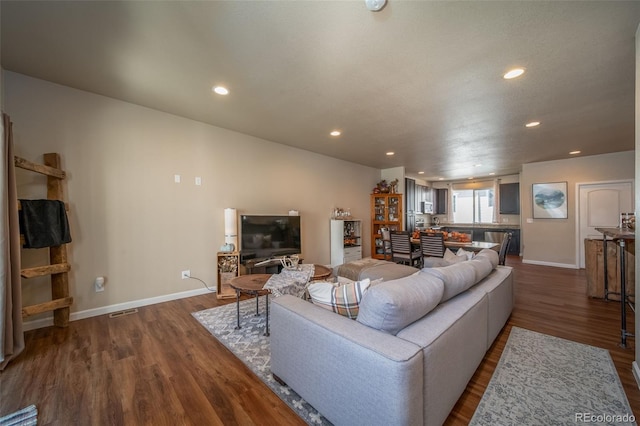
311,264 -> 332,281
229,274 -> 272,336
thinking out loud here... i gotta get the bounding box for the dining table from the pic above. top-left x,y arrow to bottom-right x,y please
410,238 -> 500,253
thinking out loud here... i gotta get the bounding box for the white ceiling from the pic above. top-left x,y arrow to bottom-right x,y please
2,1 -> 639,181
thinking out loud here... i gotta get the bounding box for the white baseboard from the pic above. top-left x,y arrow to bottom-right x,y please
633,361 -> 640,390
22,287 -> 214,331
521,259 -> 579,269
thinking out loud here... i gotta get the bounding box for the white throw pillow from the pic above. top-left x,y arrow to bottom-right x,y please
457,248 -> 474,261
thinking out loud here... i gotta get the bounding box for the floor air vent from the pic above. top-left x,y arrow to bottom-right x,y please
109,308 -> 139,318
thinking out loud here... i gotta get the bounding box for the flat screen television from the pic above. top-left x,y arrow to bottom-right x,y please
239,215 -> 301,263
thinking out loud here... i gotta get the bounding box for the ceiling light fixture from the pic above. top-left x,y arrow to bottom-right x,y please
330,130 -> 341,137
438,178 -> 444,181
213,86 -> 229,95
525,121 -> 540,128
489,172 -> 496,175
503,68 -> 525,79
386,151 -> 394,156
418,171 -> 425,175
365,0 -> 387,12
569,150 -> 581,155
468,177 -> 474,180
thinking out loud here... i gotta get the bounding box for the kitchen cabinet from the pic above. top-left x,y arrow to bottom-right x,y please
405,179 -> 416,232
371,193 -> 403,259
499,183 -> 520,214
435,188 -> 448,214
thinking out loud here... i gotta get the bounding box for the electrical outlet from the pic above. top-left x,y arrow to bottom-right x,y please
181,270 -> 191,279
95,276 -> 105,292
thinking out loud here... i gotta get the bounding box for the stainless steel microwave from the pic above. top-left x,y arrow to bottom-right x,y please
420,201 -> 433,214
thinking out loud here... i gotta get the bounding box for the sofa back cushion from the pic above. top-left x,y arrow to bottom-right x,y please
420,262 -> 477,302
474,248 -> 499,269
356,273 -> 444,335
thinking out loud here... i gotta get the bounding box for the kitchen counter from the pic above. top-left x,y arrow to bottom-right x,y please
430,223 -> 520,229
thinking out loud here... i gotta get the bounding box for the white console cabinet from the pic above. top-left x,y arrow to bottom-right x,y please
330,219 -> 362,267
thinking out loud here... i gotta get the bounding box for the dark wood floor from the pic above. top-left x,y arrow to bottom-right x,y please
1,256 -> 638,425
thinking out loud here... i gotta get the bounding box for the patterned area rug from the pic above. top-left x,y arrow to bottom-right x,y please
470,327 -> 636,425
0,404 -> 37,426
192,297 -> 331,425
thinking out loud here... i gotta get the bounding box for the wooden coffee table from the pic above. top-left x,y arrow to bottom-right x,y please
229,274 -> 272,336
312,264 -> 332,281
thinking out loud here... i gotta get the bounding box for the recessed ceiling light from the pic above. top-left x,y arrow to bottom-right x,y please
330,130 -> 341,137
525,121 -> 540,128
438,178 -> 444,181
474,164 -> 482,167
489,172 -> 496,175
418,171 -> 425,175
569,150 -> 581,155
386,152 -> 395,156
503,68 -> 525,79
212,86 -> 229,95
468,177 -> 474,180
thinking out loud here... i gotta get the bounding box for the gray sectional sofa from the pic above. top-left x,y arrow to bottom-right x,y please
270,249 -> 513,426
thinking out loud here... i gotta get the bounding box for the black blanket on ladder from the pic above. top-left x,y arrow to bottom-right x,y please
19,199 -> 72,249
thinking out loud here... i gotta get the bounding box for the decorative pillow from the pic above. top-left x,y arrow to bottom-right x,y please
456,248 -> 474,260
356,273 -> 444,335
443,248 -> 467,264
308,278 -> 372,319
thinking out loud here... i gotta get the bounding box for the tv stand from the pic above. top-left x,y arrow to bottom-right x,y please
242,255 -> 303,275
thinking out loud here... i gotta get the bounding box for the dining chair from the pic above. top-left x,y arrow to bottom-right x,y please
498,232 -> 512,265
389,231 -> 421,267
419,232 -> 446,260
380,227 -> 392,261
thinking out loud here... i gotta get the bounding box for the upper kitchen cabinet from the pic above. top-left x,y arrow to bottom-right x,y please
499,183 -> 520,214
435,188 -> 448,215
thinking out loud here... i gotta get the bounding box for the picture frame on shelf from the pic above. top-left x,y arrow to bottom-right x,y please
532,182 -> 568,219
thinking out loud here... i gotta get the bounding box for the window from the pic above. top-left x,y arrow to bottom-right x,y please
452,187 -> 495,224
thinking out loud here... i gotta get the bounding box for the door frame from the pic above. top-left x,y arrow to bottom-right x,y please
575,179 -> 634,269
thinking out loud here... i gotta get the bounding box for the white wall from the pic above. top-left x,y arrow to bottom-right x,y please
5,72 -> 379,325
521,151 -> 635,268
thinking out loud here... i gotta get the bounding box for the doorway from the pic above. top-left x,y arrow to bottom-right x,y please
577,180 -> 634,268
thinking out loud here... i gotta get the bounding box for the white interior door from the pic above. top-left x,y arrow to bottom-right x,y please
578,181 -> 633,268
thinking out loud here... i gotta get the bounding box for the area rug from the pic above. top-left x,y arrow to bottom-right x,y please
470,327 -> 636,425
0,405 -> 37,426
192,297 -> 331,425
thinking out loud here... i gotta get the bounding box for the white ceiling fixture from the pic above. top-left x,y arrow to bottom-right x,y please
386,151 -> 394,156
212,86 -> 229,95
365,0 -> 387,12
525,121 -> 541,128
503,68 -> 525,79
569,150 -> 581,155
330,130 -> 341,137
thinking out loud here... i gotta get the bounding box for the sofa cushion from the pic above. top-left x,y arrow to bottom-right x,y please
356,273 -> 444,335
467,256 -> 494,284
308,278 -> 372,319
420,262 -> 477,302
474,248 -> 499,269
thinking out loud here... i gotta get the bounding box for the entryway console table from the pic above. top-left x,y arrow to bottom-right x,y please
595,227 -> 635,348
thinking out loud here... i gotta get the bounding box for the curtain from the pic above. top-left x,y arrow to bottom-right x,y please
493,178 -> 501,224
0,113 -> 24,370
447,183 -> 454,223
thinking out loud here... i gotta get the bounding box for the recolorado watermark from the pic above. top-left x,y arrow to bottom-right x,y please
575,412 -> 635,423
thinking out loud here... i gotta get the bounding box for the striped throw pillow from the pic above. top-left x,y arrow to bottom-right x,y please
308,278 -> 372,319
